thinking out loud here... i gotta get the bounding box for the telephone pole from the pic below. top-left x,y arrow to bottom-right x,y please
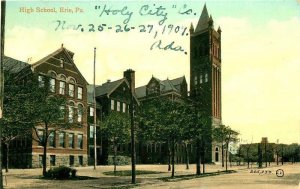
1,1 -> 6,188
93,47 -> 97,170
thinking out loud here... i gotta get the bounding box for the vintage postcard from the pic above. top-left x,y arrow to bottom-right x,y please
0,0 -> 299,188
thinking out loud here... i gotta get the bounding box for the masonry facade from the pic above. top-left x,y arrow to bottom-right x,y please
189,4 -> 222,163
5,45 -> 89,168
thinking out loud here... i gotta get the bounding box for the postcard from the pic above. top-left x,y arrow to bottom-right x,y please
0,0 -> 299,188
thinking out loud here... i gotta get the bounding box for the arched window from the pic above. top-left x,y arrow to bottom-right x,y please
68,102 -> 75,123
59,75 -> 66,95
77,104 -> 83,122
48,71 -> 57,93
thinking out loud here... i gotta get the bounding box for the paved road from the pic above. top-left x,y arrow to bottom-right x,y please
135,164 -> 300,189
3,163 -> 300,188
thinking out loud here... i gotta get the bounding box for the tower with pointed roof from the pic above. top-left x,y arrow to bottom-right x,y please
190,4 -> 222,162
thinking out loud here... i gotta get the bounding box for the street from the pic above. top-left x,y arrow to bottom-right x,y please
3,163 -> 300,188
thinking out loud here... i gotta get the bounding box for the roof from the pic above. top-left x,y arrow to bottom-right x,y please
87,85 -> 101,105
135,85 -> 146,99
3,56 -> 30,74
170,76 -> 185,86
136,76 -> 186,99
195,4 -> 210,32
95,78 -> 126,97
32,45 -> 88,84
94,78 -> 140,105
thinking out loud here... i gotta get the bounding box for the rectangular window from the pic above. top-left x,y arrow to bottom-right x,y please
194,76 -> 198,85
38,75 -> 44,87
38,130 -> 44,146
111,100 -> 114,110
59,106 -> 65,120
69,155 -> 74,166
200,74 -> 203,84
117,101 -> 120,111
123,103 -> 126,113
77,105 -> 83,123
89,107 -> 94,117
77,87 -> 83,99
50,78 -> 55,92
59,81 -> 66,95
205,73 -> 208,82
68,133 -> 74,148
49,131 -> 55,147
59,132 -> 65,148
77,134 -> 83,149
89,125 -> 94,139
50,155 -> 56,166
68,84 -> 75,97
68,106 -> 74,123
39,155 -> 43,167
78,156 -> 83,166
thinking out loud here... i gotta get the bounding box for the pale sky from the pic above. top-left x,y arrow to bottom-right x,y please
3,0 -> 300,144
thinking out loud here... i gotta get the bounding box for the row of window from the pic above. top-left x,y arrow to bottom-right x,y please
194,73 -> 208,85
62,102 -> 84,123
38,130 -> 83,149
111,99 -> 128,112
38,75 -> 83,100
40,154 -> 83,166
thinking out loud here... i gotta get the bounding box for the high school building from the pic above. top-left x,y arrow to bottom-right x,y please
3,4 -> 223,167
4,45 -> 89,168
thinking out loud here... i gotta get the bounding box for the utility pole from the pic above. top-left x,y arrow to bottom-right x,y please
0,1 -> 6,188
129,73 -> 136,184
93,47 -> 97,170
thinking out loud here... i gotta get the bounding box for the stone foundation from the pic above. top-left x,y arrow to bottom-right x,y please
32,153 -> 88,168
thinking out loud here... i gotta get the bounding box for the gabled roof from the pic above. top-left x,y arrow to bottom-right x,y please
136,76 -> 186,99
195,4 -> 210,32
95,78 -> 126,97
135,85 -> 146,99
161,79 -> 178,92
95,78 -> 139,104
32,45 -> 88,84
3,56 -> 29,74
170,76 -> 186,86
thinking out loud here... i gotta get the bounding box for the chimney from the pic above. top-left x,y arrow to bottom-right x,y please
123,69 -> 135,92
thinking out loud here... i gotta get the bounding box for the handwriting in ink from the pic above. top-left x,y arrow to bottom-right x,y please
178,4 -> 194,15
150,39 -> 187,54
139,4 -> 168,25
95,5 -> 133,24
54,20 -> 83,31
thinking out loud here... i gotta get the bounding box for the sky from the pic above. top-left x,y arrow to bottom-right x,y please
2,0 -> 300,144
